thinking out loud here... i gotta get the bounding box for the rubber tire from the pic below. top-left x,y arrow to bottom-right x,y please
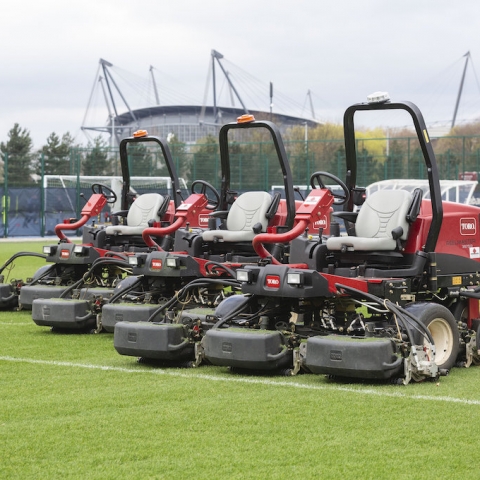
477,323 -> 480,352
450,300 -> 480,362
449,300 -> 468,324
404,302 -> 460,371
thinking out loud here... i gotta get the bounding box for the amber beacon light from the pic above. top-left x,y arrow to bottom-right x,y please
133,129 -> 149,138
236,114 -> 255,123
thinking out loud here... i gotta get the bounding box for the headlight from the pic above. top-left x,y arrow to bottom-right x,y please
43,246 -> 54,255
166,257 -> 180,268
74,245 -> 85,255
287,272 -> 304,286
128,256 -> 139,266
236,269 -> 252,283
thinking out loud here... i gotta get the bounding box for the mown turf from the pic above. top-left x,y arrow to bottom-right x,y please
1,242 -> 480,478
0,240 -> 56,282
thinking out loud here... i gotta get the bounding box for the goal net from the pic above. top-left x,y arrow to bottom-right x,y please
43,175 -> 187,235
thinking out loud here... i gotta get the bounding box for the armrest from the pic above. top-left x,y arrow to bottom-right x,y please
265,192 -> 281,219
111,210 -> 128,226
209,210 -> 229,219
112,210 -> 128,218
332,211 -> 359,223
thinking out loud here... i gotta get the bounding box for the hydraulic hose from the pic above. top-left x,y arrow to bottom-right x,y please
203,261 -> 236,278
212,296 -> 265,329
335,283 -> 435,346
59,257 -> 132,298
0,251 -> 48,275
145,277 -> 242,323
26,264 -> 57,286
107,276 -> 144,304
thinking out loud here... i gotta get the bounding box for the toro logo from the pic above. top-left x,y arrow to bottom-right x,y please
313,217 -> 327,229
60,249 -> 70,259
304,196 -> 321,205
460,218 -> 477,235
150,259 -> 162,270
265,275 -> 281,289
199,214 -> 210,226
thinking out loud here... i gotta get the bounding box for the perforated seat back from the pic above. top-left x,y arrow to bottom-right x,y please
126,193 -> 165,227
326,189 -> 413,251
226,191 -> 272,232
202,191 -> 273,242
356,189 -> 412,240
105,193 -> 165,236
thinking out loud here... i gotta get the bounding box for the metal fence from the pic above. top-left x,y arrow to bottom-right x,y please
2,135 -> 480,237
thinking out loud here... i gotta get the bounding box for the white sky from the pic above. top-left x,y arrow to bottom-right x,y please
1,0 -> 480,148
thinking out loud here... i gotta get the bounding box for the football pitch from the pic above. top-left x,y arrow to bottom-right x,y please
1,242 -> 479,479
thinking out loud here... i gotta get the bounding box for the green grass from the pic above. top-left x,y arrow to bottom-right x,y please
1,242 -> 480,478
0,240 -> 55,282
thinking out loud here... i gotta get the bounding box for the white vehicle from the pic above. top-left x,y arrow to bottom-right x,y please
365,179 -> 478,205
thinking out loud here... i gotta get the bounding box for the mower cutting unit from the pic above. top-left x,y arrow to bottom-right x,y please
112,116 -> 343,363
1,131 -> 188,318
199,94 -> 480,384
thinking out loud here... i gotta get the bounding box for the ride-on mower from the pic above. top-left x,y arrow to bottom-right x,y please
198,94 -> 480,384
0,131 -> 187,314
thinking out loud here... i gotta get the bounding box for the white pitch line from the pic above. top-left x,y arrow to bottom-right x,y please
0,323 -> 33,326
1,355 -> 479,406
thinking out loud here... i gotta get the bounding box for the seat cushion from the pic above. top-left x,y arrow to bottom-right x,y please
202,229 -> 257,243
326,235 -> 397,251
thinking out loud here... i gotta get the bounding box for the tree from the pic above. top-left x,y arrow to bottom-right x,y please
83,136 -> 111,176
0,124 -> 34,185
355,147 -> 383,186
195,134 -> 218,154
285,123 -> 344,185
39,132 -> 77,176
126,142 -> 156,177
191,135 -> 219,188
435,122 -> 480,177
355,128 -> 387,159
167,134 -> 191,182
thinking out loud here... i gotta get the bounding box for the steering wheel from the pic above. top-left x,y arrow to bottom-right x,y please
91,183 -> 117,204
191,180 -> 221,210
309,171 -> 350,205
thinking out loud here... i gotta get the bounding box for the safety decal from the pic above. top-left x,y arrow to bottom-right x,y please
470,246 -> 480,259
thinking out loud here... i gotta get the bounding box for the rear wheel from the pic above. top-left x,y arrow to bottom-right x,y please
449,299 -> 468,324
477,324 -> 480,352
404,302 -> 460,370
453,300 -> 480,364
